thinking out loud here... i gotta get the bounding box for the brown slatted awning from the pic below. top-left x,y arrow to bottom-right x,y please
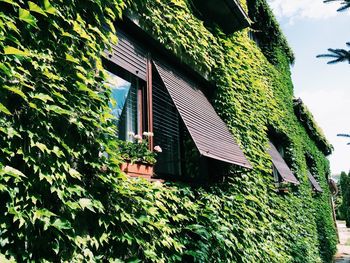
153,61 -> 252,169
308,171 -> 323,193
104,30 -> 147,80
268,141 -> 299,185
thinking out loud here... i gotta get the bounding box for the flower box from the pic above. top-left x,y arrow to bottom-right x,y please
278,187 -> 289,193
120,162 -> 154,180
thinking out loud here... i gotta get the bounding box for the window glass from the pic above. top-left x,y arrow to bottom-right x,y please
106,71 -> 139,141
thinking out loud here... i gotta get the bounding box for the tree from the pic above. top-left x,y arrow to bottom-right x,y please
317,0 -> 350,64
325,0 -> 350,11
339,171 -> 350,227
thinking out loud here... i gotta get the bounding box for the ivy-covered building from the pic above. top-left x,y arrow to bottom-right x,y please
0,0 -> 338,262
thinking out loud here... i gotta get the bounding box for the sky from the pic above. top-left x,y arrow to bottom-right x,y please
268,0 -> 350,175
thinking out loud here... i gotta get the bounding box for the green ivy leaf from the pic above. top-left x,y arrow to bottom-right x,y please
33,209 -> 56,224
3,46 -> 30,56
4,86 -> 27,101
32,93 -> 54,103
32,142 -> 49,153
52,146 -> 64,158
19,8 -> 37,27
51,218 -> 71,231
2,166 -> 26,179
0,63 -> 12,76
28,1 -> 47,17
0,103 -> 11,115
0,0 -> 19,7
68,168 -> 82,180
46,105 -> 71,115
65,53 -> 79,64
43,0 -> 57,15
79,198 -> 95,212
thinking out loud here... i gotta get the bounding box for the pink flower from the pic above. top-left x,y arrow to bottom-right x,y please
134,134 -> 142,140
154,145 -> 162,153
143,131 -> 154,137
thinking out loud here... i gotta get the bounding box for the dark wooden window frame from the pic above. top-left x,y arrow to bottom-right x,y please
305,154 -> 323,193
146,54 -> 153,150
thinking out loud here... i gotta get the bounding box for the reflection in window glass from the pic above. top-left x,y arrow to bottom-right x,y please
106,71 -> 139,141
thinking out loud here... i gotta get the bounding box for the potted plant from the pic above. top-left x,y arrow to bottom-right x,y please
119,132 -> 162,179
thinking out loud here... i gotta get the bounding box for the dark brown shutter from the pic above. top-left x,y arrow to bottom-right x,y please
308,171 -> 323,193
153,61 -> 252,169
104,30 -> 147,80
268,141 -> 299,185
153,74 -> 182,176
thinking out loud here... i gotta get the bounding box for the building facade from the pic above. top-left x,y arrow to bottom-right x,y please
0,0 -> 338,262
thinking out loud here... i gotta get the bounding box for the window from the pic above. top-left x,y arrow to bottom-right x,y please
105,69 -> 147,141
248,30 -> 260,47
308,170 -> 323,193
268,140 -> 299,189
104,28 -> 252,182
272,163 -> 281,188
305,154 -> 323,193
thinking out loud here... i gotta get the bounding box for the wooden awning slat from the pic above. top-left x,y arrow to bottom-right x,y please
268,141 -> 299,185
308,171 -> 323,193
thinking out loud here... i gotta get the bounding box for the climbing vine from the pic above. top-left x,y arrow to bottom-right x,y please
0,0 -> 337,262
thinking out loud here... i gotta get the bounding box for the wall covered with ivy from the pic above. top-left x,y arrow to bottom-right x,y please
0,0 -> 337,262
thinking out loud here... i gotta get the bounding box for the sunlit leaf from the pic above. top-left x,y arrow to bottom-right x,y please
68,168 -> 82,180
0,103 -> 11,115
65,53 -> 79,64
3,46 -> 30,56
43,0 -> 57,15
4,86 -> 27,101
79,198 -> 95,212
28,1 -> 47,17
19,8 -> 37,27
0,0 -> 19,7
51,218 -> 71,231
32,93 -> 54,103
3,166 -> 26,179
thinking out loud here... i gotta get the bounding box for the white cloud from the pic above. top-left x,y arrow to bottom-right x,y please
268,0 -> 345,22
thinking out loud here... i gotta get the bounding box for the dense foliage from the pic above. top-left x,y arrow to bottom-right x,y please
293,98 -> 333,155
246,0 -> 295,65
0,0 -> 337,262
0,0 -> 129,261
